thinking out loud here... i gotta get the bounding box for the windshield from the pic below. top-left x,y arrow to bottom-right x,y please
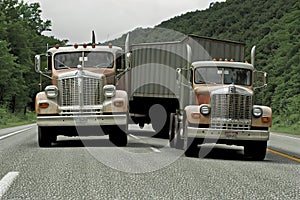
54,51 -> 114,69
195,66 -> 252,86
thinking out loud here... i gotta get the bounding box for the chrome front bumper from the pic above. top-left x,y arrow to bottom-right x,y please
187,127 -> 269,141
37,114 -> 127,127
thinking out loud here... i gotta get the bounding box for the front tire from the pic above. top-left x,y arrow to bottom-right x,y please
184,139 -> 199,157
244,141 -> 267,161
38,127 -> 52,147
108,125 -> 128,147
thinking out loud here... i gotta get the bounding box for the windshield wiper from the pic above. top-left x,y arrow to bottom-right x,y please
55,59 -> 71,69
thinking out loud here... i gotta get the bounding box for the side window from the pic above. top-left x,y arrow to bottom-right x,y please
116,52 -> 125,71
190,68 -> 193,83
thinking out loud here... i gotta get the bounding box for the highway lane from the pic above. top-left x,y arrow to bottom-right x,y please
269,132 -> 300,157
0,125 -> 299,199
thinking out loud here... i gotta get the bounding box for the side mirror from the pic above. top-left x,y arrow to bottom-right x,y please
254,70 -> 267,90
35,55 -> 41,73
125,33 -> 131,69
186,44 -> 192,64
125,52 -> 131,69
35,54 -> 52,79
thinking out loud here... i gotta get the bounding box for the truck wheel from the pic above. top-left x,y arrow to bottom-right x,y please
184,139 -> 199,157
174,129 -> 184,149
150,104 -> 170,139
182,114 -> 199,157
174,115 -> 184,150
244,141 -> 267,161
38,127 -> 52,147
152,115 -> 170,139
169,113 -> 176,148
108,125 -> 128,147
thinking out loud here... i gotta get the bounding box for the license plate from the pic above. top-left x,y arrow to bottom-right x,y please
225,131 -> 238,138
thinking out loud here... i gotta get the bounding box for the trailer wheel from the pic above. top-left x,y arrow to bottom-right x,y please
108,125 -> 128,147
244,141 -> 267,161
149,104 -> 170,139
152,114 -> 170,139
38,127 -> 52,147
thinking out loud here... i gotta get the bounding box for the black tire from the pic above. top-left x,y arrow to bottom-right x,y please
174,113 -> 186,150
169,113 -> 176,148
108,125 -> 128,147
152,114 -> 170,139
182,113 -> 200,157
184,139 -> 199,157
244,141 -> 267,161
38,127 -> 52,147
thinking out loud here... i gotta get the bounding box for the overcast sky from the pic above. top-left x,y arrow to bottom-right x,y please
24,0 -> 225,44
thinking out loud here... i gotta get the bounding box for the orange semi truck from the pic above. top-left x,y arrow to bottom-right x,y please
169,46 -> 272,160
35,34 -> 128,147
124,34 -> 271,160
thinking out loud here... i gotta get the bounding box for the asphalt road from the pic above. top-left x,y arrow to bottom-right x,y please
0,124 -> 299,199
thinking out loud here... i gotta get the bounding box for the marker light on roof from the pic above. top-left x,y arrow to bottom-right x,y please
108,43 -> 113,48
83,43 -> 87,48
55,44 -> 59,49
74,43 -> 78,49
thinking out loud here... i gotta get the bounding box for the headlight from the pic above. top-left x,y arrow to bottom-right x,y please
200,105 -> 210,115
253,107 -> 262,118
45,85 -> 58,98
103,85 -> 116,98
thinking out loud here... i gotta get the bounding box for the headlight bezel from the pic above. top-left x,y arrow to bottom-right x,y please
45,85 -> 58,98
103,85 -> 116,98
253,107 -> 263,118
200,105 -> 210,116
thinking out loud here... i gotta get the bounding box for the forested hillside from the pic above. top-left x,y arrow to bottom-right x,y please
0,0 -> 63,125
0,0 -> 299,131
112,0 -> 300,132
158,0 -> 300,131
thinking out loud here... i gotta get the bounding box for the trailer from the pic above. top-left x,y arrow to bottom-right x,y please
119,34 -> 247,138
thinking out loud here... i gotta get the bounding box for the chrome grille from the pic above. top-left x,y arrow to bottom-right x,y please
210,93 -> 252,130
58,75 -> 105,108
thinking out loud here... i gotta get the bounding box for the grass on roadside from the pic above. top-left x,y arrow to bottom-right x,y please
271,123 -> 300,136
0,111 -> 36,129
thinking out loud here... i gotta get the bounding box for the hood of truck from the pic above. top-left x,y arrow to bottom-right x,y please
194,84 -> 253,105
51,68 -> 115,85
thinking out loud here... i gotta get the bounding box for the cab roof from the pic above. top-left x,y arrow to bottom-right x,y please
192,61 -> 254,70
47,45 -> 123,54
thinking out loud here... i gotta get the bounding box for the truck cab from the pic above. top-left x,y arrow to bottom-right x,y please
172,59 -> 272,160
35,43 -> 128,147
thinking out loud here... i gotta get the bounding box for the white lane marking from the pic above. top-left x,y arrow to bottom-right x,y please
0,127 -> 32,140
271,133 -> 300,141
129,134 -> 161,153
128,134 -> 140,140
150,147 -> 161,153
0,172 -> 19,199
